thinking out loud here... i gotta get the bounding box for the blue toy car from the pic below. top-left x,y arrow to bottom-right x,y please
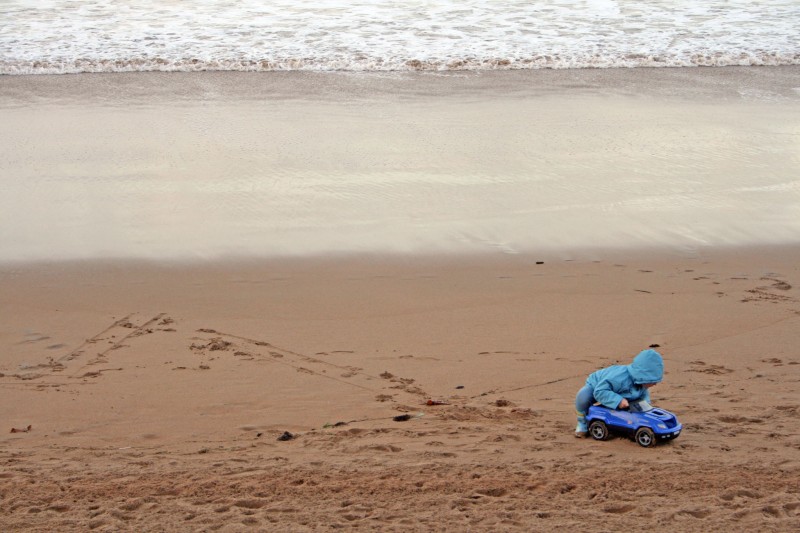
586,400 -> 682,447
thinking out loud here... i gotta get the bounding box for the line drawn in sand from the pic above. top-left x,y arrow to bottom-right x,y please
68,313 -> 166,378
194,328 -> 379,393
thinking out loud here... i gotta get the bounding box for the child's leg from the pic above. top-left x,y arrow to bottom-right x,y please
574,385 -> 594,435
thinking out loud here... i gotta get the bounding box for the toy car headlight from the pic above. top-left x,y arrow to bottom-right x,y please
657,424 -> 667,429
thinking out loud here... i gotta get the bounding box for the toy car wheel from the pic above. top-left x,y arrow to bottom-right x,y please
635,427 -> 656,447
588,420 -> 609,441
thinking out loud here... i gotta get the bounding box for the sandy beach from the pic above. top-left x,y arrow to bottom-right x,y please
1,247 -> 799,531
2,67 -> 800,531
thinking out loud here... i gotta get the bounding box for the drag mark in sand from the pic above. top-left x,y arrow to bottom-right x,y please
78,368 -> 124,379
194,329 -> 378,393
68,313 -> 166,378
669,311 -> 800,359
191,329 -> 443,411
0,313 -> 173,388
186,332 -> 577,429
196,328 -> 380,379
470,375 -> 584,400
56,313 -> 135,364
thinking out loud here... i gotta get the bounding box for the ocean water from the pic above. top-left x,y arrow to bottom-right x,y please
1,0 -> 799,75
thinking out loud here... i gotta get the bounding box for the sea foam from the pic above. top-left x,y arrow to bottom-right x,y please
1,0 -> 798,75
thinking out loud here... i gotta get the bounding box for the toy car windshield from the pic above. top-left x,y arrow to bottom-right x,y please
628,400 -> 653,412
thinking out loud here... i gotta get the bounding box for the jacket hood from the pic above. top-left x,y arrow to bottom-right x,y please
628,349 -> 664,384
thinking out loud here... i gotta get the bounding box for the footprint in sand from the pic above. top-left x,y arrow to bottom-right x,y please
11,372 -> 44,381
603,504 -> 636,514
742,287 -> 793,303
688,361 -> 734,375
17,333 -> 51,345
718,415 -> 761,424
482,434 -> 522,443
362,444 -> 402,453
675,509 -> 712,519
761,278 -> 792,291
232,499 -> 270,514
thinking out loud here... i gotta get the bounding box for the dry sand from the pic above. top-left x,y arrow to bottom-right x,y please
1,247 -> 799,531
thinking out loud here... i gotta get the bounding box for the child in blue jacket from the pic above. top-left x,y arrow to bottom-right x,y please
575,349 -> 664,437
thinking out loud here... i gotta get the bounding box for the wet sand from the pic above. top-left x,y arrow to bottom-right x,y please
1,67 -> 799,261
1,247 -> 799,531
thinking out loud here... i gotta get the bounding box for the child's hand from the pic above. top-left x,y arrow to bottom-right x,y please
618,398 -> 629,409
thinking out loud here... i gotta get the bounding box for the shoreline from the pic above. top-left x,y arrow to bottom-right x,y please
3,65 -> 800,103
1,239 -> 799,267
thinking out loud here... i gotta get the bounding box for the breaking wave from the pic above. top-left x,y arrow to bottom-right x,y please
1,0 -> 798,75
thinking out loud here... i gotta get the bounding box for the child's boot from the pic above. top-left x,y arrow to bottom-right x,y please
575,412 -> 588,438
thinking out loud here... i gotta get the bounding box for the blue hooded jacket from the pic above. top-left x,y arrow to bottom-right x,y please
585,349 -> 664,409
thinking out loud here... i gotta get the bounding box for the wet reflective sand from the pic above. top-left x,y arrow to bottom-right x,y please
1,68 -> 799,262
